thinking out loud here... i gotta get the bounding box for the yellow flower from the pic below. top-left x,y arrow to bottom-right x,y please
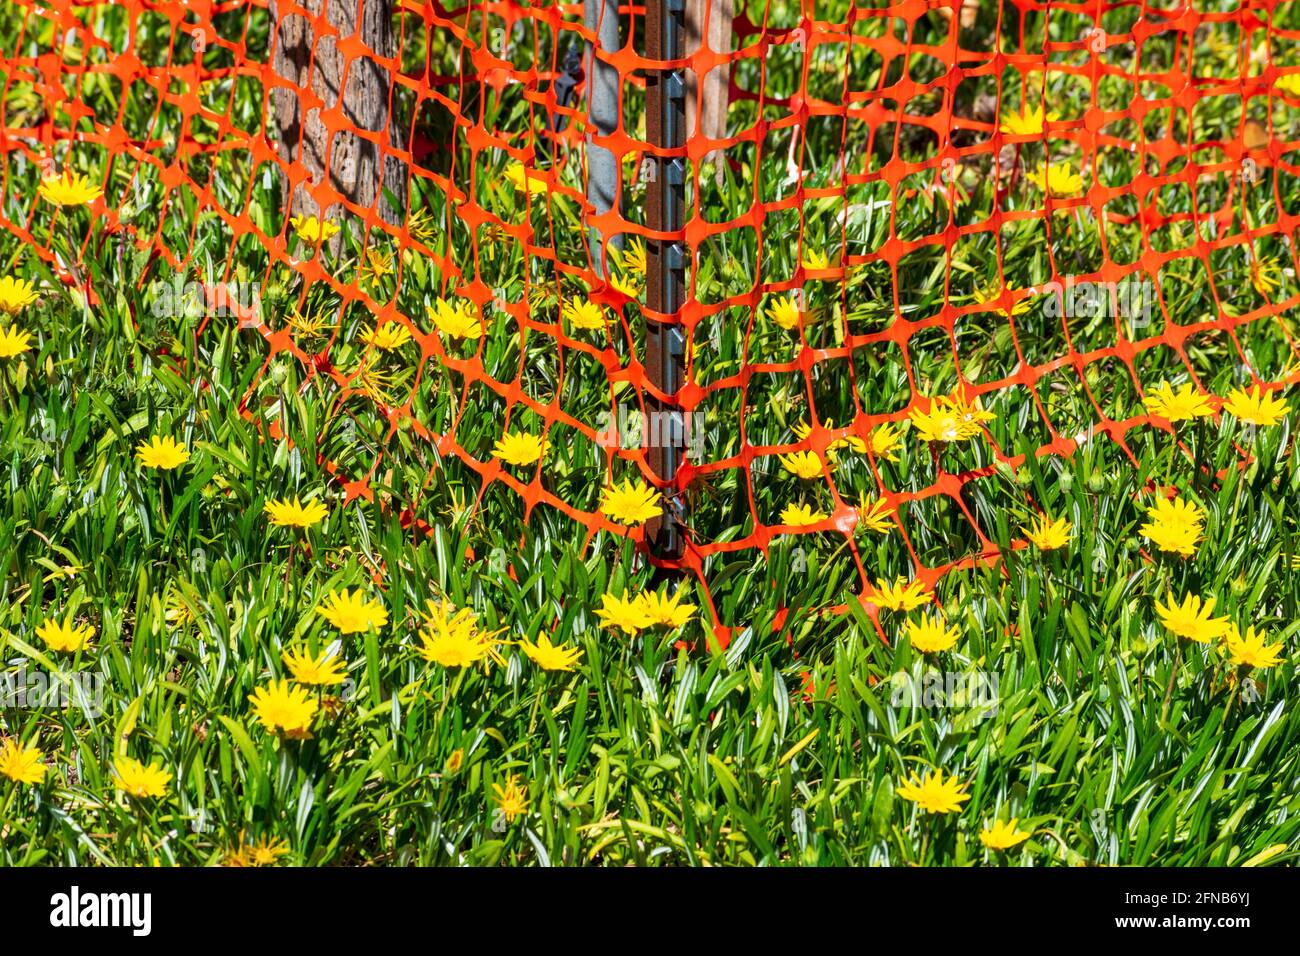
780,502 -> 828,527
1274,73 -> 1300,97
491,431 -> 546,466
362,322 -> 413,351
834,425 -> 869,455
247,834 -> 291,865
417,600 -> 504,669
38,169 -> 103,206
493,773 -> 529,821
610,271 -> 641,298
1222,385 -> 1289,426
248,679 -> 318,739
164,589 -> 194,628
282,647 -> 347,686
504,162 -> 548,197
518,634 -> 584,672
428,297 -> 483,339
1252,258 -> 1282,299
616,237 -> 647,276
0,325 -> 33,359
999,102 -> 1058,136
226,833 -> 291,867
421,598 -> 481,634
264,495 -> 328,528
289,214 -> 340,244
595,590 -> 653,635
871,422 -> 905,461
973,284 -> 1035,318
869,577 -> 933,612
909,398 -> 971,443
1139,495 -> 1205,558
792,418 -> 868,455
903,614 -> 960,654
636,588 -> 697,629
802,249 -> 831,270
113,756 -> 171,798
287,305 -> 336,338
417,623 -> 495,668
1027,162 -> 1084,198
599,477 -> 662,526
858,498 -> 895,533
766,295 -> 802,331
1023,514 -> 1072,551
0,276 -> 38,314
406,206 -> 438,245
1223,625 -> 1285,670
315,588 -> 388,634
779,450 -> 824,479
562,296 -> 607,332
1155,592 -> 1230,644
35,616 -> 94,653
896,768 -> 970,814
1143,381 -> 1213,422
135,435 -> 190,470
0,738 -> 47,785
947,389 -> 996,431
361,247 -> 394,282
980,818 -> 1032,850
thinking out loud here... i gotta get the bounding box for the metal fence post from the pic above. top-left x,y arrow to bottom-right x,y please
645,0 -> 687,562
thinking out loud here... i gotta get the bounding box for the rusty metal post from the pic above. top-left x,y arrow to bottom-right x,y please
645,0 -> 687,561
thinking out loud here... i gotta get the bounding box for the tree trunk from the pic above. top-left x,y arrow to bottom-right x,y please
269,0 -> 406,230
684,0 -> 733,176
584,0 -> 622,276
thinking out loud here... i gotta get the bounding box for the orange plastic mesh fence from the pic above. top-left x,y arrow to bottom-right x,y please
3,0 -> 1299,646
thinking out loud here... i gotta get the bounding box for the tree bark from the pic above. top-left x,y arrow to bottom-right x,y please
585,0 -> 622,276
269,0 -> 406,229
684,0 -> 733,174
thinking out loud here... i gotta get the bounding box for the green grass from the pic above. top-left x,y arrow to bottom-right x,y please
1,0 -> 1300,866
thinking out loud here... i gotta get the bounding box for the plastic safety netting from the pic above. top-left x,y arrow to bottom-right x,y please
4,0 -> 1299,645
